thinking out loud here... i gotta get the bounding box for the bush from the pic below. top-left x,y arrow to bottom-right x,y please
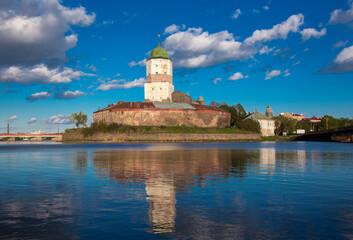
235,119 -> 261,133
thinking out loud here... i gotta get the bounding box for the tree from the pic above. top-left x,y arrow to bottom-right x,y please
220,104 -> 239,126
209,100 -> 220,107
70,111 -> 88,128
235,103 -> 247,119
236,119 -> 261,133
274,116 -> 297,135
321,115 -> 353,130
296,121 -> 311,133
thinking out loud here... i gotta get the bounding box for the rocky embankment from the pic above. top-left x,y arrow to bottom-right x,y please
63,129 -> 261,143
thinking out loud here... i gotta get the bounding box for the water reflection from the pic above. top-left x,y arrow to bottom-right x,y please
72,151 -> 88,174
93,148 -> 235,233
1,143 -> 353,239
92,148 -> 281,234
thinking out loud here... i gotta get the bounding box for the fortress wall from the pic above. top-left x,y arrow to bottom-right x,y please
94,108 -> 230,128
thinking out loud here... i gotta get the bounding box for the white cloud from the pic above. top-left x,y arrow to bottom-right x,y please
231,9 -> 241,19
164,24 -> 180,34
97,77 -> 146,91
85,64 -> 97,72
292,60 -> 301,66
228,72 -> 248,81
41,114 -> 71,124
329,3 -> 353,25
334,45 -> 353,63
8,115 -> 18,122
244,14 -> 304,44
300,28 -> 326,41
55,90 -> 86,100
0,0 -> 95,66
26,91 -> 52,101
259,46 -> 275,54
103,20 -> 114,25
265,70 -> 281,80
133,14 -> 307,69
284,69 -> 290,76
263,6 -> 270,10
319,45 -> 353,73
333,40 -> 349,48
163,27 -> 253,68
212,77 -> 222,85
0,64 -> 94,84
129,59 -> 146,67
27,118 -> 37,124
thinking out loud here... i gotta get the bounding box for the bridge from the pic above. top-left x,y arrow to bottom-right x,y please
293,126 -> 353,143
0,133 -> 62,142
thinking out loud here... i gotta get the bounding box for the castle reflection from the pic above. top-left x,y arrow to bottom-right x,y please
92,147 -> 281,234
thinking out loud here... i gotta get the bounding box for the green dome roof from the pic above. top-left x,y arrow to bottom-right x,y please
150,43 -> 169,59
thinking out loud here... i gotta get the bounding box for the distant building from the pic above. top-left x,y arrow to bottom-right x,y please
280,112 -> 305,121
265,105 -> 274,118
244,110 -> 275,136
302,117 -> 321,123
94,43 -> 230,128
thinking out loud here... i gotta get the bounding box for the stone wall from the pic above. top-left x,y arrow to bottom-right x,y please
94,108 -> 230,128
63,130 -> 261,143
171,91 -> 198,104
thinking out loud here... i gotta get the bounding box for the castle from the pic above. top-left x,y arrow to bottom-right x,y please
93,43 -> 230,128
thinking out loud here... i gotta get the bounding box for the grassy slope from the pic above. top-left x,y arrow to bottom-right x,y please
71,124 -> 257,136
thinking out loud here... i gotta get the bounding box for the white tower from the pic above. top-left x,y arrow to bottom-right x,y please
145,43 -> 174,102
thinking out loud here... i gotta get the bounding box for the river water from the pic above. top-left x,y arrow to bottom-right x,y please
0,142 -> 352,239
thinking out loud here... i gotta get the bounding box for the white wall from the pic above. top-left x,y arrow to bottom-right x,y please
258,119 -> 275,136
144,82 -> 174,102
146,59 -> 172,76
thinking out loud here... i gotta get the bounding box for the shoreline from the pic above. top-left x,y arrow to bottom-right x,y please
63,131 -> 292,143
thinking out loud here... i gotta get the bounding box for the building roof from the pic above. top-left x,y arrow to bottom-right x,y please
302,117 -> 321,121
153,102 -> 195,109
94,101 -> 228,113
150,43 -> 169,59
244,110 -> 272,120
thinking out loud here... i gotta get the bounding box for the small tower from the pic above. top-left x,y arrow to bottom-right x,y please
265,105 -> 274,118
197,96 -> 205,105
145,43 -> 174,102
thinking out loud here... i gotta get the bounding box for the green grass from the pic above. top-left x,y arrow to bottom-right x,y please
76,122 -> 256,137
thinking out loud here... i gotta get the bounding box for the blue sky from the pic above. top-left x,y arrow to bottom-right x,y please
1,0 -> 353,133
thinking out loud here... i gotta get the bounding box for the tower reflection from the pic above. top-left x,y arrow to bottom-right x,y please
93,148 -> 234,233
92,147 -> 279,234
